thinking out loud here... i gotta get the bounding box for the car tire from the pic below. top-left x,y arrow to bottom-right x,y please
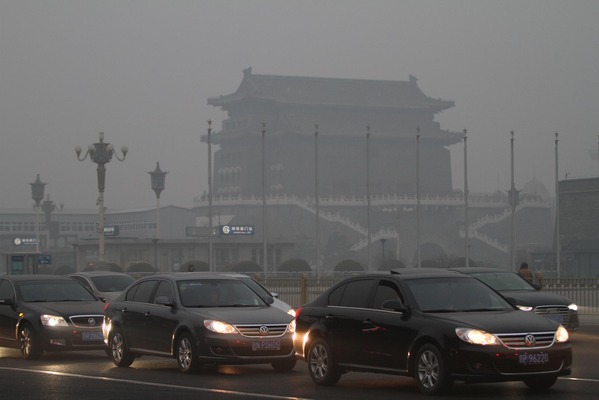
307,338 -> 341,386
414,343 -> 452,395
176,332 -> 201,374
523,375 -> 558,390
109,329 -> 135,368
18,323 -> 42,360
271,356 -> 297,372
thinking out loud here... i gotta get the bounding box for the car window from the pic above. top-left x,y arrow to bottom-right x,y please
0,280 -> 15,300
334,279 -> 375,308
70,276 -> 94,292
153,281 -> 174,303
16,281 -> 97,302
128,281 -> 157,303
90,275 -> 135,292
178,279 -> 265,307
472,272 -> 535,292
372,279 -> 403,309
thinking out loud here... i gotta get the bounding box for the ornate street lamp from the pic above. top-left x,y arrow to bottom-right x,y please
416,127 -> 421,268
75,132 -> 128,261
261,122 -> 268,276
366,126 -> 372,272
555,131 -> 560,279
40,194 -> 57,251
149,162 -> 167,271
207,120 -> 214,272
314,124 -> 320,278
463,128 -> 470,267
29,174 -> 46,253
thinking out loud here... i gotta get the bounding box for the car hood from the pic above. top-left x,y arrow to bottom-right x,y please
498,290 -> 573,307
187,306 -> 293,324
26,301 -> 105,316
431,309 -> 560,333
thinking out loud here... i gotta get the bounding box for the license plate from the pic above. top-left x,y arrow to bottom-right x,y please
82,331 -> 104,342
518,352 -> 549,365
252,340 -> 281,351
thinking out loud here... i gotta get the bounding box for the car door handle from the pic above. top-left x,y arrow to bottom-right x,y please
325,314 -> 335,320
145,312 -> 152,317
120,307 -> 128,313
363,319 -> 374,325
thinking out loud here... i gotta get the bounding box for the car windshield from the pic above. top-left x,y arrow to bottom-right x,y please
90,275 -> 135,292
239,277 -> 272,298
406,277 -> 512,312
178,279 -> 266,308
18,281 -> 98,302
470,272 -> 535,292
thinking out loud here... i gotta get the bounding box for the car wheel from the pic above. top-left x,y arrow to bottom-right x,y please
414,343 -> 452,395
271,356 -> 297,372
176,332 -> 201,373
307,338 -> 341,386
524,375 -> 558,390
109,329 -> 135,367
18,323 -> 42,360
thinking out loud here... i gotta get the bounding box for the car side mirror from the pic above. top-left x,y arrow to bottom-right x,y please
270,292 -> 280,299
532,283 -> 541,290
155,296 -> 175,307
381,299 -> 407,313
264,296 -> 275,305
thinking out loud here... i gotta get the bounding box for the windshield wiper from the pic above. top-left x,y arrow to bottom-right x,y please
425,309 -> 457,313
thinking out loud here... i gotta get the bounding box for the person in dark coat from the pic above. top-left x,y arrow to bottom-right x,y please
518,262 -> 533,283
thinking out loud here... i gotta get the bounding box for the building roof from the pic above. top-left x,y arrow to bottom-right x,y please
208,68 -> 454,112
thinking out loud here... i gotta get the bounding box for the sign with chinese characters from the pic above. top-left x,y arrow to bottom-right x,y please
13,237 -> 37,246
220,225 -> 254,236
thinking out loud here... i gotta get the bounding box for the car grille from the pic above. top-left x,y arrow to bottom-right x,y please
234,324 -> 289,338
534,306 -> 571,326
69,315 -> 103,328
495,332 -> 556,349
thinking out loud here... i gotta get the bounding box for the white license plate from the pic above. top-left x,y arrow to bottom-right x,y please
252,340 -> 281,351
82,331 -> 104,342
518,352 -> 549,365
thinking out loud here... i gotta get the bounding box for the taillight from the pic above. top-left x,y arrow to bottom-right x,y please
295,307 -> 302,320
103,302 -> 110,313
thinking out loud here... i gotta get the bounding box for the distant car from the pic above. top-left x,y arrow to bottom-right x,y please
0,275 -> 105,359
221,273 -> 295,317
103,273 -> 297,373
67,271 -> 135,301
450,267 -> 579,331
294,269 -> 572,395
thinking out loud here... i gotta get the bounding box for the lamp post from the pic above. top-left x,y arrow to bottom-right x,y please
366,126 -> 372,272
416,127 -> 421,268
75,132 -> 128,262
555,131 -> 560,279
40,194 -> 56,251
29,174 -> 46,253
314,124 -> 320,278
463,128 -> 470,267
148,162 -> 167,271
207,120 -> 214,272
509,130 -> 519,271
261,122 -> 268,276
380,238 -> 387,269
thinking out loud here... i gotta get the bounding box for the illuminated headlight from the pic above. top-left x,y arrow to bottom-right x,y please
555,325 -> 569,343
516,305 -> 533,312
456,328 -> 500,345
287,319 -> 296,334
204,320 -> 237,334
568,303 -> 578,312
287,308 -> 296,317
40,314 -> 68,327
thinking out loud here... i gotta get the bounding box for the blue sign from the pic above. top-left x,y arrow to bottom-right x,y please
220,225 -> 254,236
38,254 -> 52,264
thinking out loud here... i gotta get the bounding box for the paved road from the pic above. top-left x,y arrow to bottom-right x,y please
1,316 -> 598,400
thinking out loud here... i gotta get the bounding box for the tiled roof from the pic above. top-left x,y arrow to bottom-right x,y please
208,68 -> 454,111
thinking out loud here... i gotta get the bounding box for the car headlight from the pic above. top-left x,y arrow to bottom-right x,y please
568,303 -> 578,312
204,320 -> 237,334
456,328 -> 500,345
287,308 -> 296,317
40,314 -> 68,327
287,319 -> 296,334
516,305 -> 533,312
555,325 -> 569,343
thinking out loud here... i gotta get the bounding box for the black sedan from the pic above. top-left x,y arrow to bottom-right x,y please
450,267 -> 579,330
293,269 -> 572,395
0,274 -> 105,359
103,273 -> 297,373
67,271 -> 135,301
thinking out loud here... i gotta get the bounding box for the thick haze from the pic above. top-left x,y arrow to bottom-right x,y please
1,1 -> 598,211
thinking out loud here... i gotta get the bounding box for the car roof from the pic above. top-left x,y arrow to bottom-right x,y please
67,271 -> 133,277
1,274 -> 75,282
390,267 -> 463,278
138,272 -> 244,282
449,267 -> 514,274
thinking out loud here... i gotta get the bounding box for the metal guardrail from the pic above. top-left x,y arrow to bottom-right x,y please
254,275 -> 599,315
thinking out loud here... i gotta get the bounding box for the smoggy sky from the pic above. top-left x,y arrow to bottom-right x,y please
1,0 -> 598,211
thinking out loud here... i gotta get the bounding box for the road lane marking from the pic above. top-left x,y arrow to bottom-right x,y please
0,367 -> 314,400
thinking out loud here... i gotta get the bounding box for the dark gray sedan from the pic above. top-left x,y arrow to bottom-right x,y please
103,273 -> 296,373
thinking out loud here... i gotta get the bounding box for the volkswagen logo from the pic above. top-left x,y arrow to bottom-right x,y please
88,318 -> 96,326
259,325 -> 269,335
524,334 -> 536,347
